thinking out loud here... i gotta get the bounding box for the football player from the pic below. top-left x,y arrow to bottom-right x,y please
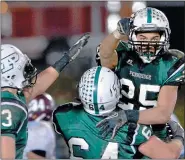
1,34 -> 89,159
95,7 -> 184,155
53,66 -> 155,159
23,93 -> 56,159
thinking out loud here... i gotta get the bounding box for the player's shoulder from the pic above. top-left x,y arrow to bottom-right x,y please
161,51 -> 184,85
53,102 -> 82,115
1,91 -> 27,115
52,102 -> 83,134
161,49 -> 184,65
52,102 -> 83,122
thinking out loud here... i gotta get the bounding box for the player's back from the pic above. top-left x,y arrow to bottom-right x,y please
23,120 -> 56,159
53,104 -> 152,159
1,91 -> 28,159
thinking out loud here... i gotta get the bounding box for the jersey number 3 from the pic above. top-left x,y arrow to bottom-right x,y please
1,109 -> 12,127
69,137 -> 118,159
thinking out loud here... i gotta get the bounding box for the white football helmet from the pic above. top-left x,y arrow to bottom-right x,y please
1,44 -> 37,89
128,7 -> 171,63
78,66 -> 121,116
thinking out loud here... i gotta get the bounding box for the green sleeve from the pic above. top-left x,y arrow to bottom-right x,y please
152,125 -> 167,141
52,111 -> 63,135
163,57 -> 184,86
1,104 -> 27,139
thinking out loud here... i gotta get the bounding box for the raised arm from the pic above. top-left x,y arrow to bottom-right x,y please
24,33 -> 90,102
99,19 -> 130,69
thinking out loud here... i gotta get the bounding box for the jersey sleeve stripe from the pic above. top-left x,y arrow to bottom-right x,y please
164,63 -> 184,84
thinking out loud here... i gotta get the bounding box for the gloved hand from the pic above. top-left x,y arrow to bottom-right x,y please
96,109 -> 139,139
167,120 -> 184,145
113,18 -> 130,39
52,33 -> 90,73
117,18 -> 130,36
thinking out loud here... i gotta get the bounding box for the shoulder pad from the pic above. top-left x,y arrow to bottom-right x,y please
167,49 -> 184,59
54,102 -> 82,114
1,97 -> 28,112
164,56 -> 184,85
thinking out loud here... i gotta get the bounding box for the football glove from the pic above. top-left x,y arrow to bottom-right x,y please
96,109 -> 139,139
167,120 -> 184,145
52,33 -> 90,73
117,18 -> 130,36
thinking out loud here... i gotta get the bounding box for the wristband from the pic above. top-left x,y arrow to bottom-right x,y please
112,30 -> 125,40
125,110 -> 139,123
52,53 -> 71,73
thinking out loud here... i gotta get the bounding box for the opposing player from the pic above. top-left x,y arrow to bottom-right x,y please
53,66 -> 155,159
1,33 -> 90,159
95,7 -> 184,152
23,93 -> 56,159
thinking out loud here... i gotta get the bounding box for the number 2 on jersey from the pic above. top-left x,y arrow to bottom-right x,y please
120,78 -> 160,110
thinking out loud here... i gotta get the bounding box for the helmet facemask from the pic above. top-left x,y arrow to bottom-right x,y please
22,56 -> 37,88
128,7 -> 171,63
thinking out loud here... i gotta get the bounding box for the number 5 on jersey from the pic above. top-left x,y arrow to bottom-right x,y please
120,78 -> 160,110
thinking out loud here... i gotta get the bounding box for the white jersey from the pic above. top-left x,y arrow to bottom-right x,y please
23,120 -> 56,159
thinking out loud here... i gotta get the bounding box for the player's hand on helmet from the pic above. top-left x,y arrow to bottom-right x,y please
96,109 -> 139,139
96,110 -> 127,139
52,33 -> 90,73
167,120 -> 184,145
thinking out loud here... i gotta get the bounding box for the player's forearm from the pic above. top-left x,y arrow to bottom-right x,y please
138,106 -> 170,124
24,67 -> 59,102
1,136 -> 16,159
167,139 -> 183,159
99,32 -> 120,69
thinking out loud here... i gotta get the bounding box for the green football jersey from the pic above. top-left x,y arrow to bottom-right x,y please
96,41 -> 184,142
1,91 -> 28,159
115,41 -> 184,111
115,42 -> 183,136
53,104 -> 152,159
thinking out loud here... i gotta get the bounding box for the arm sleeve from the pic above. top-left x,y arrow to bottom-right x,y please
152,124 -> 167,141
163,57 -> 184,86
1,104 -> 27,139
